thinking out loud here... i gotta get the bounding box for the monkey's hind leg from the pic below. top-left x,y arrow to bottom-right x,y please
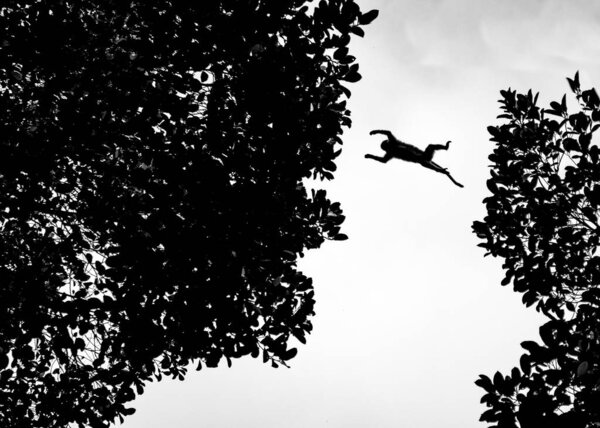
423,141 -> 452,161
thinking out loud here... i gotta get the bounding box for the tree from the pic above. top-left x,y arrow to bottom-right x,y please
473,73 -> 600,427
0,1 -> 378,426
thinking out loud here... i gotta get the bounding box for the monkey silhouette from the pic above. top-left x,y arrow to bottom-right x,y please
365,129 -> 464,188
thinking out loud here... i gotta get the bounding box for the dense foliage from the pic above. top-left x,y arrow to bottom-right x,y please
0,1 -> 377,426
473,74 -> 600,427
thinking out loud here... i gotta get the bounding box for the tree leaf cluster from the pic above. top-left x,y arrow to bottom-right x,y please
0,1 -> 377,426
473,73 -> 600,427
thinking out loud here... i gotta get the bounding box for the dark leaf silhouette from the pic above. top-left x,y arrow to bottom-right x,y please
359,9 -> 379,25
349,26 -> 366,37
474,76 -> 600,427
0,1 -> 377,427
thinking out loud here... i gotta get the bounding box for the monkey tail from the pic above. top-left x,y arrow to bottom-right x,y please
445,172 -> 464,188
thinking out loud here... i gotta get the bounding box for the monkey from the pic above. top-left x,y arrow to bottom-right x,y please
365,129 -> 464,188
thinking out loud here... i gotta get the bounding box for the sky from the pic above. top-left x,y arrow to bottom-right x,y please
120,1 -> 600,427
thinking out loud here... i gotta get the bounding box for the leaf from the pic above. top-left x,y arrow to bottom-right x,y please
479,393 -> 496,405
486,179 -> 498,194
487,126 -> 500,138
493,371 -> 504,387
511,367 -> 521,382
479,408 -> 499,422
563,138 -> 580,152
94,260 -> 106,274
341,85 -> 352,98
0,369 -> 13,382
567,71 -> 580,93
344,70 -> 361,83
333,47 -> 349,60
292,329 -> 306,344
550,101 -> 562,113
349,26 -> 365,37
539,322 -> 554,346
333,233 -> 348,241
359,9 -> 379,25
74,338 -> 86,350
105,255 -> 120,267
577,361 -> 588,376
521,340 -> 539,353
567,77 -> 579,93
474,374 -> 493,391
583,206 -> 597,222
122,407 -> 136,416
282,250 -> 296,259
0,354 -> 8,369
282,347 -> 298,361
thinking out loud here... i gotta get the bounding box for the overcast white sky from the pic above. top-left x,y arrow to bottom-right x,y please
120,1 -> 600,427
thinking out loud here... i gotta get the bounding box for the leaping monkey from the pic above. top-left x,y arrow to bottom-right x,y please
365,129 -> 464,188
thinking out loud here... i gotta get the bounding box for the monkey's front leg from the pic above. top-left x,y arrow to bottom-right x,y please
369,129 -> 393,138
365,153 -> 392,163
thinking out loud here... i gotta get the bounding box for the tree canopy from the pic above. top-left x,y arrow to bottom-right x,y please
473,74 -> 600,427
0,1 -> 378,426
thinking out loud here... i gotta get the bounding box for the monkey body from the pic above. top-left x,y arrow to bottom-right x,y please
380,139 -> 426,164
366,129 -> 464,188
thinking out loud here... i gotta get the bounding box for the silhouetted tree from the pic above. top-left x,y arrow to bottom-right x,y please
0,1 -> 378,426
473,73 -> 600,428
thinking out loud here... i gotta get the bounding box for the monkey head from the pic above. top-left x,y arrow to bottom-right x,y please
380,140 -> 392,152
